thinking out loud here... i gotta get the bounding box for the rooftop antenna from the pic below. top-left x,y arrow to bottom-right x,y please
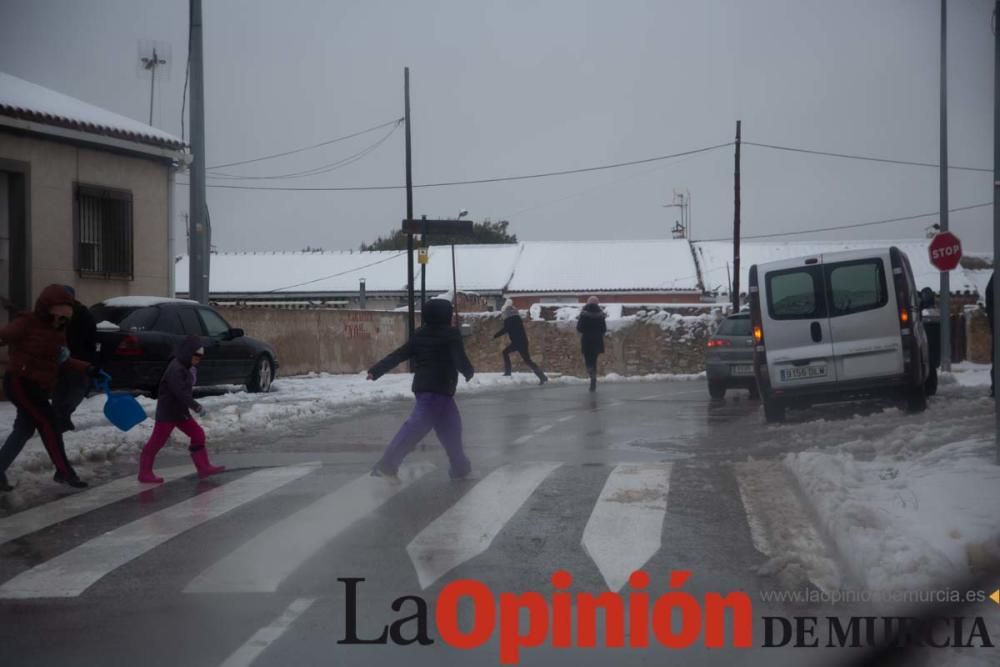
138,40 -> 171,126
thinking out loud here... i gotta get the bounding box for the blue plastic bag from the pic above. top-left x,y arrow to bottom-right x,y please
94,373 -> 148,432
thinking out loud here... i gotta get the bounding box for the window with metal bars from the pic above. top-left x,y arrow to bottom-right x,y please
74,184 -> 133,279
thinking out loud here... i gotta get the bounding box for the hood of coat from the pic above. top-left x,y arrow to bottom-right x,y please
500,304 -> 519,320
175,335 -> 204,367
580,303 -> 606,319
422,298 -> 454,327
33,284 -> 76,319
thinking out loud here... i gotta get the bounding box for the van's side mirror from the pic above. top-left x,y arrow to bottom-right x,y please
918,288 -> 935,310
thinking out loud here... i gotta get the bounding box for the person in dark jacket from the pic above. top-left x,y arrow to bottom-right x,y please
368,298 -> 474,480
137,335 -> 225,483
987,273 -> 994,397
577,296 -> 608,392
494,299 -> 547,384
51,286 -> 98,433
0,285 -> 100,491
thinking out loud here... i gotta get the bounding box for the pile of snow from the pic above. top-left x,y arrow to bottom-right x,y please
782,364 -> 1000,593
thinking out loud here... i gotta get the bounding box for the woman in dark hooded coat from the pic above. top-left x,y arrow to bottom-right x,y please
367,298 -> 475,480
576,296 -> 607,392
0,284 -> 98,490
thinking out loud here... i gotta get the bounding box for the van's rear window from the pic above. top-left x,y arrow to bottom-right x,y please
826,259 -> 887,317
766,267 -> 825,320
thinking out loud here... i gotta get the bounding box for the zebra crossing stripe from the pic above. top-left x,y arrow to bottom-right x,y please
406,461 -> 562,589
0,463 -> 320,599
185,463 -> 435,594
733,461 -> 843,594
581,463 -> 672,592
218,597 -> 316,667
0,466 -> 193,547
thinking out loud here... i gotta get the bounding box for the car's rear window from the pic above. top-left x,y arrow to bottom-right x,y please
90,305 -> 159,331
826,258 -> 887,317
717,316 -> 752,336
766,266 -> 825,320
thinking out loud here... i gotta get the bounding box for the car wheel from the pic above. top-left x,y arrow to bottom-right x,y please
905,384 -> 927,413
748,383 -> 761,400
763,396 -> 785,423
708,380 -> 726,400
924,367 -> 938,396
247,355 -> 275,393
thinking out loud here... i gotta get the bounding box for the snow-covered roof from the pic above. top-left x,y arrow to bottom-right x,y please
0,71 -> 185,150
693,240 -> 991,296
505,239 -> 700,293
420,244 -> 521,293
100,296 -> 197,307
175,251 -> 413,295
175,245 -> 520,296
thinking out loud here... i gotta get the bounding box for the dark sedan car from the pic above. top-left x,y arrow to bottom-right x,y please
704,312 -> 758,399
91,297 -> 278,395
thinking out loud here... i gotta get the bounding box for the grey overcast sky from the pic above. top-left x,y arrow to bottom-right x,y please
0,0 -> 994,253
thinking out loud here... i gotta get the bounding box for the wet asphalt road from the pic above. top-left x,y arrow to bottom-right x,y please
0,379 -> 976,667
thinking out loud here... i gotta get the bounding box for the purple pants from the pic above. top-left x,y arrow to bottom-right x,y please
377,393 -> 470,478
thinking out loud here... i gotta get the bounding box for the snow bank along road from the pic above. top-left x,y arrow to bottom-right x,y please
0,366 -> 997,666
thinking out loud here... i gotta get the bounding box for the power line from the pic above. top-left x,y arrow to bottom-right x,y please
267,251 -> 408,293
698,202 -> 992,242
179,142 -> 734,191
207,117 -> 404,170
207,124 -> 400,180
745,141 -> 991,173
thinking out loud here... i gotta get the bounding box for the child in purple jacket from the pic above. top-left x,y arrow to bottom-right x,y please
138,336 -> 225,483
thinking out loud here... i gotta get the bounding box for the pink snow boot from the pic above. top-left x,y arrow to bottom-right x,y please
137,453 -> 164,484
189,445 -> 226,478
137,443 -> 165,484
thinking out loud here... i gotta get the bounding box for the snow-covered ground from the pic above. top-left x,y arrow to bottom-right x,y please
783,362 -> 1000,593
0,371 -> 704,485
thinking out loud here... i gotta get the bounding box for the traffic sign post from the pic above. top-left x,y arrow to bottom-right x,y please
928,231 -> 963,373
928,231 -> 963,271
402,218 -> 475,321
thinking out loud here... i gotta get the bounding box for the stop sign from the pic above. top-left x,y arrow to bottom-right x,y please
928,231 -> 963,272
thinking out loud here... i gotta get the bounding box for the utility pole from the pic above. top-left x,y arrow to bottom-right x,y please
940,0 -> 952,372
188,0 -> 209,304
732,120 -> 742,312
404,67 -> 415,336
141,47 -> 166,126
993,0 -> 999,461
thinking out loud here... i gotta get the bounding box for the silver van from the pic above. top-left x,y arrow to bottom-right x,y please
748,247 -> 932,422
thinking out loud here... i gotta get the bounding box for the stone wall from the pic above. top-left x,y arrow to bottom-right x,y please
966,309 -> 991,365
216,306 -> 716,378
216,307 -> 408,377
461,312 -> 715,377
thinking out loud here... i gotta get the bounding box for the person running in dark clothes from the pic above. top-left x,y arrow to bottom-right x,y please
577,296 -> 608,393
51,286 -> 98,433
987,273 -> 994,397
368,298 -> 475,480
494,298 -> 548,385
138,336 -> 225,483
0,285 -> 101,491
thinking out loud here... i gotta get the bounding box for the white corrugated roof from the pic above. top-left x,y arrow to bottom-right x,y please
505,239 -> 700,293
693,240 -> 989,296
420,244 -> 521,292
175,251 -> 412,294
0,71 -> 184,149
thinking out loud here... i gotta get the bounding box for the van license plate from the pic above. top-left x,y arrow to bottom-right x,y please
780,365 -> 827,381
731,365 -> 754,376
